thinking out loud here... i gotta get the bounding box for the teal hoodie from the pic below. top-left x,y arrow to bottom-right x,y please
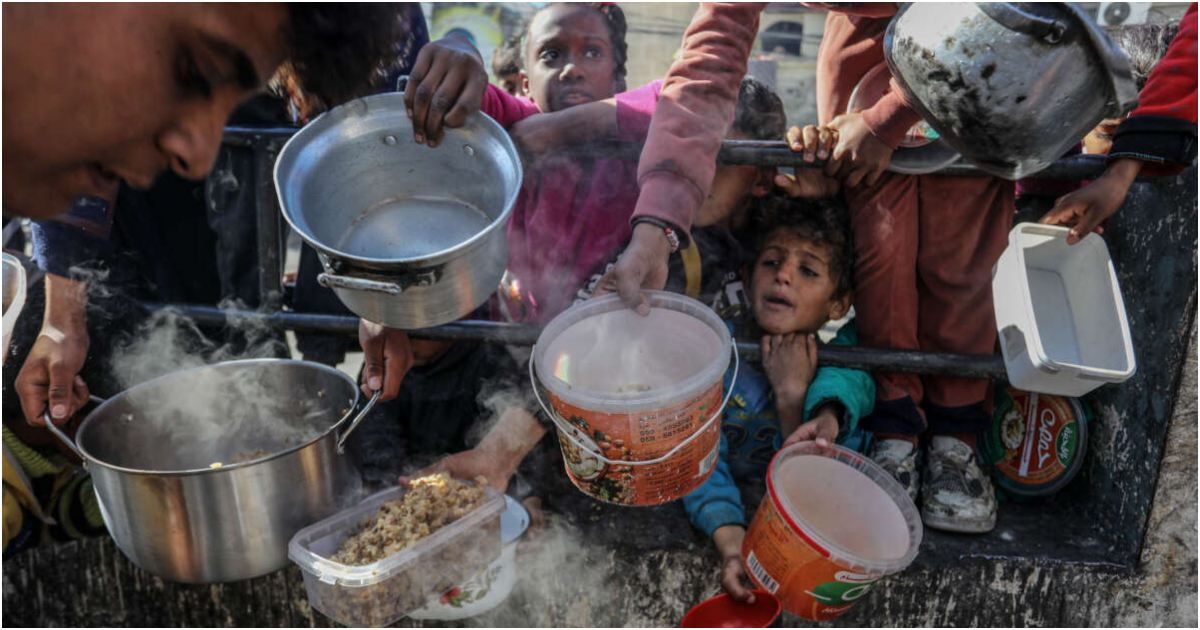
681,319 -> 874,537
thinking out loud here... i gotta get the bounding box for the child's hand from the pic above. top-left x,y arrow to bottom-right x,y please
713,525 -> 756,603
826,112 -> 894,188
1040,158 -> 1141,245
774,170 -> 840,199
761,333 -> 818,409
404,32 -> 488,147
358,320 -> 414,400
786,124 -> 839,164
782,408 -> 839,448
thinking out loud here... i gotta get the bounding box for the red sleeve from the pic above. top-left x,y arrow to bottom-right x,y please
1109,3 -> 1197,174
631,3 -> 766,234
480,84 -> 541,128
1128,4 -> 1197,123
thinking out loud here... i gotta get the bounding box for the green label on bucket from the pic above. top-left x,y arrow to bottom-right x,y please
806,572 -> 878,607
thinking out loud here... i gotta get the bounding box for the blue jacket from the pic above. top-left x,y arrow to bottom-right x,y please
682,320 -> 874,538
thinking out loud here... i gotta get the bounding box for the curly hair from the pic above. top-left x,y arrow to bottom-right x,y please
1107,22 -> 1181,91
522,3 -> 628,91
734,76 -> 787,141
750,192 -> 856,300
492,36 -> 524,77
284,3 -> 412,107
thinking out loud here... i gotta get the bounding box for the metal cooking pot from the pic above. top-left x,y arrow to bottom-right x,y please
884,3 -> 1138,179
275,92 -> 523,329
42,359 -> 380,583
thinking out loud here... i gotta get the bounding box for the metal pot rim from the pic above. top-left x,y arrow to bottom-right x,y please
75,358 -> 360,477
275,92 -> 522,269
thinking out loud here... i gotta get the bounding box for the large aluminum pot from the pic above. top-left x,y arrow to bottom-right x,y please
42,359 -> 379,583
275,92 -> 522,329
884,3 -> 1138,179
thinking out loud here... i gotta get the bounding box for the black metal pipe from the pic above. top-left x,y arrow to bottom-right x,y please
253,144 -> 285,311
220,125 -> 1123,180
142,302 -> 1007,379
719,140 -> 1118,179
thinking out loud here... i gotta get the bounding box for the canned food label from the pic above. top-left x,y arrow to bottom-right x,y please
550,381 -> 723,505
742,486 -> 880,621
987,388 -> 1083,489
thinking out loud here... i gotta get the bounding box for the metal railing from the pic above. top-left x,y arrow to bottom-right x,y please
189,125 -> 1133,379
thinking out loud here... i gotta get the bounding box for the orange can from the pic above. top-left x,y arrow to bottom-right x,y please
742,443 -> 922,620
532,292 -> 733,506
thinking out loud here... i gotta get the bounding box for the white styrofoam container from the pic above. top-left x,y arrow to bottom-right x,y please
288,483 -> 504,627
992,223 -> 1136,397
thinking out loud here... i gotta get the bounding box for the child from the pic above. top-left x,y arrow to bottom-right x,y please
681,193 -> 874,603
491,36 -> 524,96
1083,22 -> 1181,156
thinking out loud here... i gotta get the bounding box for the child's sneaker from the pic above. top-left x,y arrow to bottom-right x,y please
870,439 -> 919,503
921,436 -> 997,534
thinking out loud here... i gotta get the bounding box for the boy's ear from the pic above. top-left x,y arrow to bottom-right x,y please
828,290 -> 853,322
752,167 -> 776,197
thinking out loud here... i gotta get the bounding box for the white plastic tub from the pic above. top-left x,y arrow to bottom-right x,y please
288,483 -> 504,627
2,252 -> 27,365
992,223 -> 1135,397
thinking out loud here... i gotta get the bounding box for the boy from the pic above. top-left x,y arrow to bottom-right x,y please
682,193 -> 873,603
491,36 -> 524,96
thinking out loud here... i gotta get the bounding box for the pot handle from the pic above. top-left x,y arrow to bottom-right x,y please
318,273 -> 404,296
40,394 -> 106,462
336,390 -> 382,454
979,3 -> 1069,44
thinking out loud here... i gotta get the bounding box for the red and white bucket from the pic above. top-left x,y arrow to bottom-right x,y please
742,442 -> 922,620
531,292 -> 735,506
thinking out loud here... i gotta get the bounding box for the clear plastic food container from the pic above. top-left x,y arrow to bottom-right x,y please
288,483 -> 505,627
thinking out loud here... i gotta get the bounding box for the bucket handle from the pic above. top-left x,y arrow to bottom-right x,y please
529,342 -> 739,467
318,273 -> 405,296
41,394 -> 106,462
336,389 -> 382,454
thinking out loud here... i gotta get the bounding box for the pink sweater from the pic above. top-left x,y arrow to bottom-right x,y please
482,83 -> 663,322
631,3 -> 921,233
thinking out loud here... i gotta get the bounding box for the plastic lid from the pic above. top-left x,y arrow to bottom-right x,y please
532,291 -> 731,412
288,484 -> 505,587
767,442 -> 922,576
681,591 -> 781,628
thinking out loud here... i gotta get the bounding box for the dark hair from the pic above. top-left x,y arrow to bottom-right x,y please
750,192 -> 856,299
1107,22 -> 1180,91
285,3 -> 412,107
492,36 -> 523,76
523,3 -> 628,91
733,76 -> 787,141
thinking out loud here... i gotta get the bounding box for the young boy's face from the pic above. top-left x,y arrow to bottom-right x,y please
522,4 -> 617,113
748,228 -> 850,335
2,4 -> 288,219
498,72 -> 523,96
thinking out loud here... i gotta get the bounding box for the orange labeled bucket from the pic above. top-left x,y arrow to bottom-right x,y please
532,292 -> 734,506
742,442 -> 922,620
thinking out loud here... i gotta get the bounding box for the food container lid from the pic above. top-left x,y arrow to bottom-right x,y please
681,590 -> 781,628
288,483 -> 505,588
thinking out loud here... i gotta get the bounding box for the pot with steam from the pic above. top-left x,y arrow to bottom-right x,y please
884,2 -> 1138,179
275,91 -> 523,329
42,359 -> 380,583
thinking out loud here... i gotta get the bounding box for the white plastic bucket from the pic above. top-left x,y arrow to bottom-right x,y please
742,442 -> 922,621
531,291 -> 734,506
992,223 -> 1136,397
2,253 -> 27,365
